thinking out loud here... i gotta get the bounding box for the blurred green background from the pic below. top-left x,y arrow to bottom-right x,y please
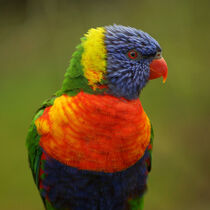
0,0 -> 210,209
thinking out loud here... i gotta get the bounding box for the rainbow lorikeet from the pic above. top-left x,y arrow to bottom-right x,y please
26,25 -> 168,210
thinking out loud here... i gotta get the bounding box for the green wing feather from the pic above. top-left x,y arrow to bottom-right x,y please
26,96 -> 56,209
26,109 -> 44,185
26,96 -> 56,180
128,196 -> 144,210
128,125 -> 154,210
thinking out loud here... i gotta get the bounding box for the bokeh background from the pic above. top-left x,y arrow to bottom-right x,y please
0,0 -> 210,209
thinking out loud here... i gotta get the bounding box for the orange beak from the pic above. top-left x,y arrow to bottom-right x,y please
149,57 -> 168,83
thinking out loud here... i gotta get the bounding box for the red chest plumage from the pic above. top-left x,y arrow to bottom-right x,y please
35,92 -> 151,172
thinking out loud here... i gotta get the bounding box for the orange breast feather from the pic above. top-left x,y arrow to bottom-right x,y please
35,92 -> 151,172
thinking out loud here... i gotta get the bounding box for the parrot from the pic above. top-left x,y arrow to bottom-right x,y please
26,25 -> 168,210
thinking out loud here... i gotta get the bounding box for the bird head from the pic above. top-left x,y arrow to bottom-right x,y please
61,25 -> 168,100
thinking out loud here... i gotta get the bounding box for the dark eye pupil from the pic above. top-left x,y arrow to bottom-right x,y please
130,52 -> 136,57
128,50 -> 138,59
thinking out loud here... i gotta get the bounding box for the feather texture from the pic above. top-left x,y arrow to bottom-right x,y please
26,25 -> 165,210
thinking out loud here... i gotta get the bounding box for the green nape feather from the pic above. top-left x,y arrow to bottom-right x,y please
57,37 -> 92,97
56,37 -> 106,97
59,37 -> 92,96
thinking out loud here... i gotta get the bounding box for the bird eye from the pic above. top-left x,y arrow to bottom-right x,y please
155,51 -> 162,59
127,50 -> 138,59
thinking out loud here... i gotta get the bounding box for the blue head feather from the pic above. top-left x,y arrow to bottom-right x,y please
105,25 -> 161,100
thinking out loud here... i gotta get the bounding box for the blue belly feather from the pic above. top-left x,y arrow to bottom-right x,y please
41,148 -> 149,210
